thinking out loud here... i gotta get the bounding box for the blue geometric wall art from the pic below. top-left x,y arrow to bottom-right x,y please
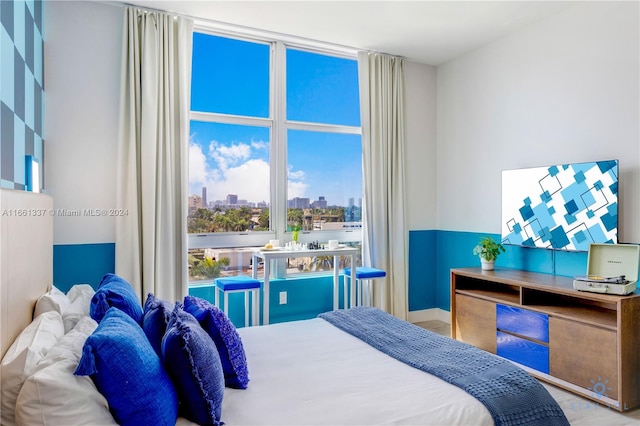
501,160 -> 618,251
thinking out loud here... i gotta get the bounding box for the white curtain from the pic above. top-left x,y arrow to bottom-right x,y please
358,52 -> 408,320
115,7 -> 193,302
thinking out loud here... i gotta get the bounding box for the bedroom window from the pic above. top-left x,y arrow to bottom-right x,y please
188,31 -> 362,283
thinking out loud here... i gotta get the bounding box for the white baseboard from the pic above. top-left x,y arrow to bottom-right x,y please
408,308 -> 450,324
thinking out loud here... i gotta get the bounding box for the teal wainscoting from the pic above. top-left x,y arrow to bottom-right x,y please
415,230 -> 588,312
189,275 -> 345,328
408,230 -> 437,311
52,234 -> 589,325
53,243 -> 115,292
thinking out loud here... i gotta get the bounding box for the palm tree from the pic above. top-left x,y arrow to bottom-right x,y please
310,255 -> 333,271
288,208 -> 303,229
193,257 -> 231,279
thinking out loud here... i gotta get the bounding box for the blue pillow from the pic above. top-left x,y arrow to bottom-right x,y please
183,295 -> 249,389
74,307 -> 178,426
90,273 -> 143,324
162,304 -> 225,426
142,293 -> 175,357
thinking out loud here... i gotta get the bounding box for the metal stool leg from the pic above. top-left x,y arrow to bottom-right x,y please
252,288 -> 259,326
343,276 -> 348,309
244,291 -> 249,327
224,292 -> 229,317
366,280 -> 372,307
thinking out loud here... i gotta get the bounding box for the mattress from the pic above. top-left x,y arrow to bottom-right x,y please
221,317 -> 493,425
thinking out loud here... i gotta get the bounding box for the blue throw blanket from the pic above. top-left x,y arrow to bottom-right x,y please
319,307 -> 569,426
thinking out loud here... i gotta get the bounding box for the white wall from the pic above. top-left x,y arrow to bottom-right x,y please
43,0 -> 438,245
404,61 -> 438,230
436,1 -> 640,243
44,1 -> 122,245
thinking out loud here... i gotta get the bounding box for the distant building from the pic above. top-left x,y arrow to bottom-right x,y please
312,196 -> 327,209
348,197 -> 354,207
226,194 -> 238,205
289,197 -> 310,209
202,187 -> 207,208
188,195 -> 203,212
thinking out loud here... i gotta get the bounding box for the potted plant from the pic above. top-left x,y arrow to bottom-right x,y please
473,236 -> 505,270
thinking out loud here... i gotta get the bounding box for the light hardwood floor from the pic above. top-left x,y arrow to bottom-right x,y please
415,320 -> 640,426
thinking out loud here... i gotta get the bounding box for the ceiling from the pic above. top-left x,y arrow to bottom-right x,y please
123,1 -> 577,65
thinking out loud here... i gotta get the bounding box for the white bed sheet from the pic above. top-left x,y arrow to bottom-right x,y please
220,318 -> 493,425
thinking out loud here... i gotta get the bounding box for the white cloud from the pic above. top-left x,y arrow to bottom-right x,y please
189,140 -> 271,204
288,169 -> 306,180
251,140 -> 268,151
286,164 -> 308,199
189,143 -> 208,185
210,141 -> 251,171
190,137 -> 317,205
287,180 -> 309,199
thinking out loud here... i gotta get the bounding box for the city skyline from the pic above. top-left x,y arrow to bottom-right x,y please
188,123 -> 363,208
188,190 -> 362,209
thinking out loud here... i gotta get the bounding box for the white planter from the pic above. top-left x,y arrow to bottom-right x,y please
480,258 -> 495,271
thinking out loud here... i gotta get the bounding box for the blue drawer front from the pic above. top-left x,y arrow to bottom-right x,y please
497,331 -> 549,374
496,304 -> 549,343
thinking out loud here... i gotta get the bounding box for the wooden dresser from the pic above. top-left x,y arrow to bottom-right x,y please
450,267 -> 640,411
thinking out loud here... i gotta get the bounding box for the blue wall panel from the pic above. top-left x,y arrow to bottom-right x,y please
408,230 -> 437,311
427,230 -> 588,312
190,275 -> 341,328
434,230 -> 493,311
53,243 -> 115,292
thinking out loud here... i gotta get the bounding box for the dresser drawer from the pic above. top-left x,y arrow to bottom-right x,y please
497,331 -> 549,374
496,304 -> 549,343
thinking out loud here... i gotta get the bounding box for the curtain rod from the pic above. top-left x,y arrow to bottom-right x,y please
99,1 -> 370,57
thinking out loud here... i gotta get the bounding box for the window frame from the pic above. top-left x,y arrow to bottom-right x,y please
187,28 -> 363,253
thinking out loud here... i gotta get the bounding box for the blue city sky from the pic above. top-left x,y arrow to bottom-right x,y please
189,32 -> 362,207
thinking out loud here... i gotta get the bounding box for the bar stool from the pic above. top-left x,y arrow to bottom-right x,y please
214,276 -> 261,327
343,267 -> 386,308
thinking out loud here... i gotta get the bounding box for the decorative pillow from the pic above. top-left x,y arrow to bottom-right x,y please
75,307 -> 178,426
33,286 -> 71,318
90,273 -> 143,324
62,285 -> 95,333
162,304 -> 225,425
142,293 -> 175,357
15,317 -> 117,426
0,311 -> 65,426
184,295 -> 249,389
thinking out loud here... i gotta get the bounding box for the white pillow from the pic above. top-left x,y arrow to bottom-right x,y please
62,285 -> 95,333
15,317 -> 117,426
66,284 -> 95,303
0,311 -> 64,426
33,286 -> 71,318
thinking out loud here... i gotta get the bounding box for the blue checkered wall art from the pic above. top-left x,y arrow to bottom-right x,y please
0,0 -> 44,191
501,160 -> 618,251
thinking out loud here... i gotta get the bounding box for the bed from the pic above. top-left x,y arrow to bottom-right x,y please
0,189 -> 569,426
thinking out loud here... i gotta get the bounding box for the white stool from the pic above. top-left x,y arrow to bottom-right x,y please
343,267 -> 387,308
214,276 -> 261,327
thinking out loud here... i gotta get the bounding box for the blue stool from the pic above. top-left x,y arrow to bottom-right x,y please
214,276 -> 261,327
343,267 -> 386,308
